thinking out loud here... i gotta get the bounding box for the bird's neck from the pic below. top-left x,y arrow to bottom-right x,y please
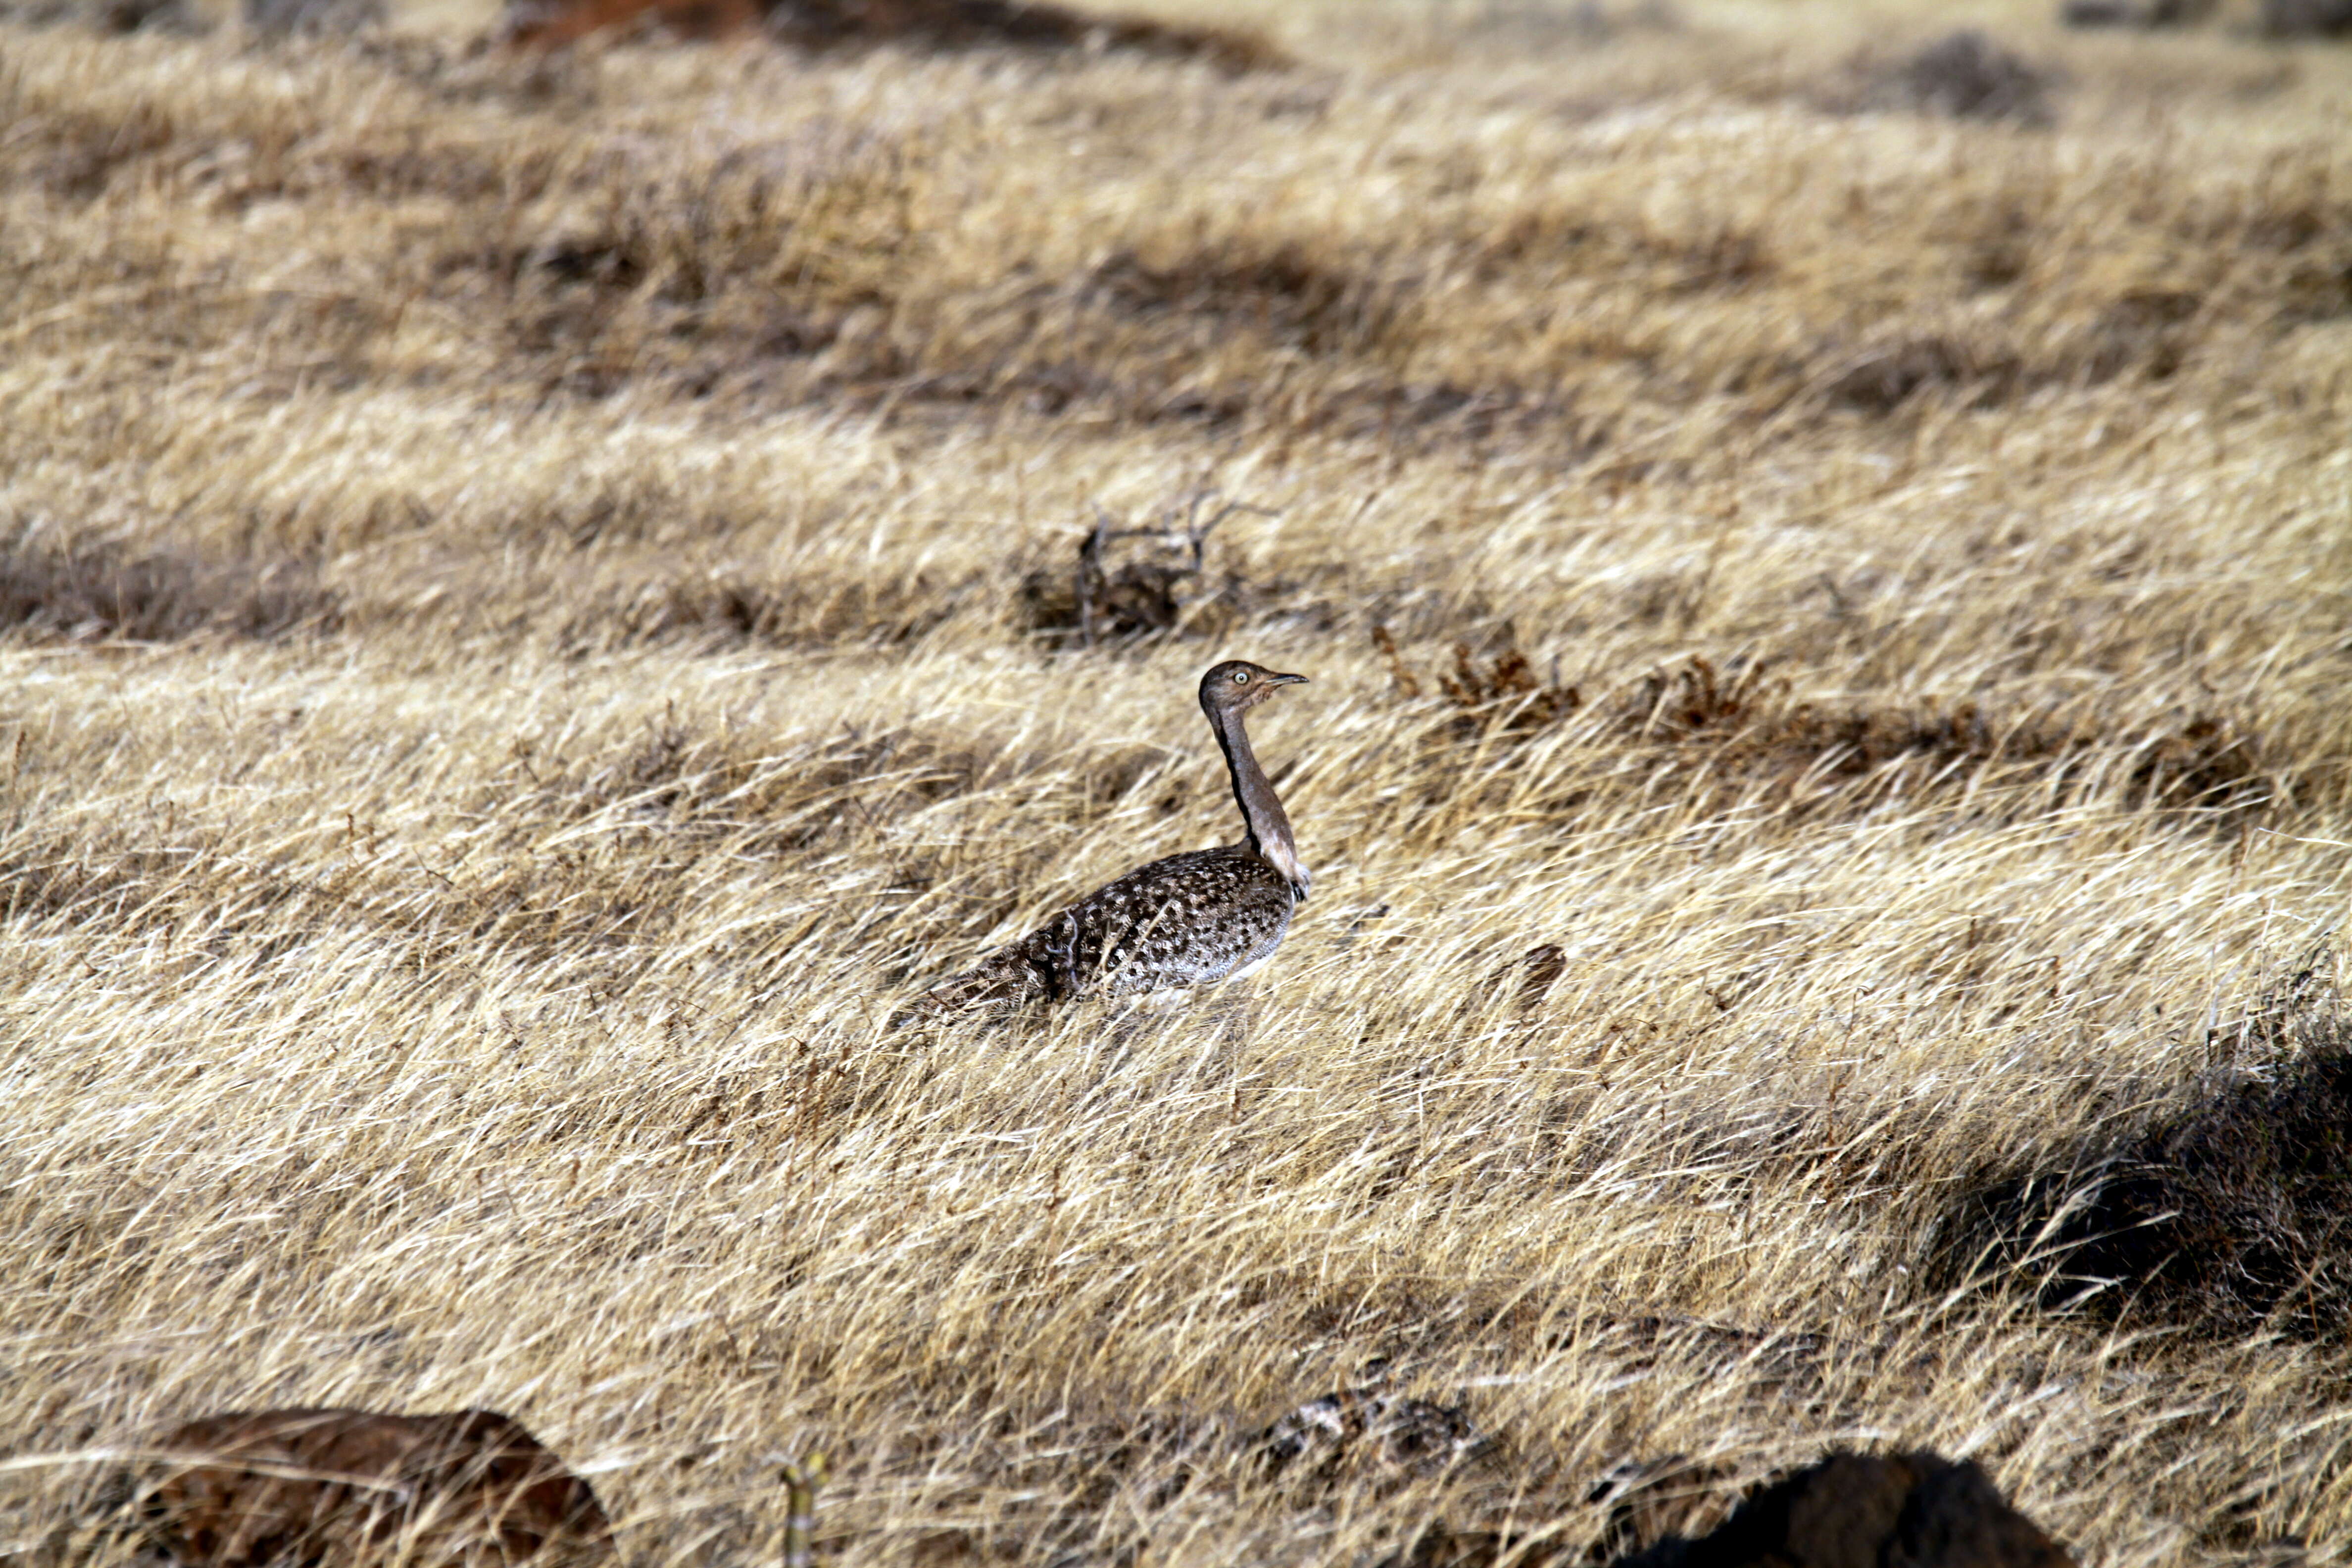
1209,704 -> 1309,901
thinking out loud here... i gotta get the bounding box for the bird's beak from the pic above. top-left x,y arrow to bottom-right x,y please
1270,672 -> 1309,686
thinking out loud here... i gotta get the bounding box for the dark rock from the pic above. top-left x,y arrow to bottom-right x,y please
128,1407 -> 613,1567
1377,1451 -> 2060,1568
1618,1451 -> 2073,1568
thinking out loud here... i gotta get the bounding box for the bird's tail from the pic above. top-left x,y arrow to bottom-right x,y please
890,945 -> 1048,1028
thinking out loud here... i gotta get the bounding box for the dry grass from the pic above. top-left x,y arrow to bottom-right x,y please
2,0 -> 2351,1565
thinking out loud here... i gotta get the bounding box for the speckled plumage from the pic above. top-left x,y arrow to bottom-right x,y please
924,846 -> 1295,1007
920,660 -> 1310,1012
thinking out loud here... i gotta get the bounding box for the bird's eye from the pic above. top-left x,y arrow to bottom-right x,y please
1231,670 -> 1250,683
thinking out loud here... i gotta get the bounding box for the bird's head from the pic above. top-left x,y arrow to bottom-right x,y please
1198,660 -> 1308,720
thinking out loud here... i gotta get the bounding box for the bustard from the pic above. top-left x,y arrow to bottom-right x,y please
920,660 -> 1311,1010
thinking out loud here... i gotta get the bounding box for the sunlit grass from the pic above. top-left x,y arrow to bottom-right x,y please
2,1 -> 2350,1563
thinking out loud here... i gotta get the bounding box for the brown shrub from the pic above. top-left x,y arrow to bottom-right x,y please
1376,629 -> 1584,736
127,1408 -> 613,1568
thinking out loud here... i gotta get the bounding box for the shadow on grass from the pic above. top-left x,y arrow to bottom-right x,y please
0,533 -> 342,643
1933,954 -> 2352,1343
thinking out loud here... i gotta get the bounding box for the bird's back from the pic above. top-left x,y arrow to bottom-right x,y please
924,846 -> 1295,1011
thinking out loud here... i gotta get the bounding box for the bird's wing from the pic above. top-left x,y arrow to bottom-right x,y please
918,848 -> 1293,1010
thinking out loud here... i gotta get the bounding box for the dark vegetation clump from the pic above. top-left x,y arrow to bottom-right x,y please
1934,955 -> 2352,1341
1375,635 -> 2273,816
1374,628 -> 1584,737
0,533 -> 342,643
12,99 -> 183,201
1378,1450 -> 1746,1567
1584,1457 -> 1743,1566
0,0 -> 205,30
2059,0 -> 2213,29
1818,290 -> 2209,416
763,0 -> 1282,69
2262,0 -> 2352,35
1090,242 -> 1395,356
1860,31 -> 2057,127
1018,495 -> 1271,648
500,0 -> 1282,64
1617,657 -> 2269,812
1484,941 -> 1569,1017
